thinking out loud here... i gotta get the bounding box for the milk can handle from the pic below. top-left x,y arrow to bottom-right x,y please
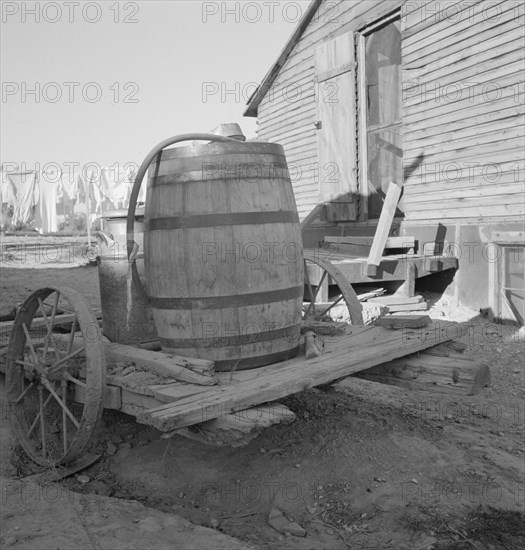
126,133 -> 241,301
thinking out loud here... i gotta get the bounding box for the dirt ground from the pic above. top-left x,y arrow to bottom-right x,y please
1,237 -> 524,550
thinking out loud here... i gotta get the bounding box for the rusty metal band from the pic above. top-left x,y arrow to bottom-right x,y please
159,324 -> 300,348
144,211 -> 299,231
149,285 -> 303,310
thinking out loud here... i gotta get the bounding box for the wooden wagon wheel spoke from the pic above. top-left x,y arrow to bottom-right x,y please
6,286 -> 106,468
47,346 -> 85,374
64,373 -> 86,387
15,381 -> 35,404
303,251 -> 364,325
27,390 -> 54,438
61,380 -> 68,453
314,294 -> 344,320
21,323 -> 39,365
303,266 -> 317,316
37,296 -> 61,363
66,319 -> 77,356
41,379 -> 81,429
38,386 -> 47,456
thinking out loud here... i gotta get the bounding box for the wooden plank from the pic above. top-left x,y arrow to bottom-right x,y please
367,181 -> 404,268
315,31 -> 358,210
355,352 -> 491,396
369,295 -> 423,306
396,261 -> 416,298
386,302 -> 428,312
375,315 -> 431,329
45,333 -> 217,386
326,254 -> 458,284
0,313 -> 76,333
326,235 -> 415,248
166,404 -> 296,448
104,343 -> 218,387
137,321 -> 465,432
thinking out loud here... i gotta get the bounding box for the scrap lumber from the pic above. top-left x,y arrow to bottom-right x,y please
396,261 -> 416,297
164,404 -> 296,447
357,289 -> 386,301
137,321 -> 467,432
369,295 -> 423,305
305,331 -> 324,359
300,320 -> 348,335
354,349 -> 491,396
326,236 -> 415,249
425,340 -> 468,356
375,315 -> 431,329
34,333 -> 217,386
104,342 -> 218,386
366,181 -> 404,275
133,340 -> 215,376
385,302 -> 428,312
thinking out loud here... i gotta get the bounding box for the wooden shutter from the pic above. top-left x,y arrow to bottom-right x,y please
315,31 -> 357,221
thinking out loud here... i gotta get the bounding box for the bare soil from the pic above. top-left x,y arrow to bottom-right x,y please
1,237 -> 524,550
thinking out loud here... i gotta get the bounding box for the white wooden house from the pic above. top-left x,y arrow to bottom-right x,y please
244,0 -> 524,323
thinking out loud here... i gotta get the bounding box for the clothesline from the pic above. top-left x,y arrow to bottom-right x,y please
0,165 -> 146,234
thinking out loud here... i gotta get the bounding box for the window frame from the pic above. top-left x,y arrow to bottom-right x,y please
356,9 -> 402,222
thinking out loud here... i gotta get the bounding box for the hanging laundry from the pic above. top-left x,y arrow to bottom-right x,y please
101,167 -> 132,208
60,171 -> 81,202
0,167 -> 15,206
79,170 -> 104,215
34,170 -> 60,234
7,171 -> 38,227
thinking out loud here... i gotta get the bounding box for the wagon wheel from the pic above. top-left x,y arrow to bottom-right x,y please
6,287 -> 105,467
303,251 -> 364,325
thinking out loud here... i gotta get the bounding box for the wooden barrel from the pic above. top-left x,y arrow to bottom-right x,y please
97,210 -> 157,344
144,141 -> 304,371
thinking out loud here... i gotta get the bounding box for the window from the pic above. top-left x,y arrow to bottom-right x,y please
358,13 -> 403,219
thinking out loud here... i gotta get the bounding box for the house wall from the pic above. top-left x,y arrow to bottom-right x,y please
253,0 -> 524,316
256,0 -> 401,220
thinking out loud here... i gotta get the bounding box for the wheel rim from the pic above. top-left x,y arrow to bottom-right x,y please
303,252 -> 364,325
6,287 -> 105,467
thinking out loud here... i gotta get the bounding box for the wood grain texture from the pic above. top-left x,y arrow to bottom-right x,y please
145,141 -> 304,371
137,321 -> 466,432
367,182 -> 403,267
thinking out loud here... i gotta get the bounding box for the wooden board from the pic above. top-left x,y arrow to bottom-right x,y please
369,295 -> 423,305
375,315 -> 431,329
167,404 -> 296,448
354,352 -> 491,396
315,31 -> 358,216
137,321 -> 465,432
367,181 -> 404,270
326,236 -> 415,249
386,302 -> 428,312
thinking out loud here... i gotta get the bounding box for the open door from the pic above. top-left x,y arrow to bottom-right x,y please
315,31 -> 358,222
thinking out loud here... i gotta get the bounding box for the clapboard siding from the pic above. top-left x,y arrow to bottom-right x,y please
254,0 -> 524,222
404,3 -> 519,63
402,0 -> 524,222
256,0 -> 400,218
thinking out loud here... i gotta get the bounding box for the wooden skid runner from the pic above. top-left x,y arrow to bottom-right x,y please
138,321 -> 466,432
